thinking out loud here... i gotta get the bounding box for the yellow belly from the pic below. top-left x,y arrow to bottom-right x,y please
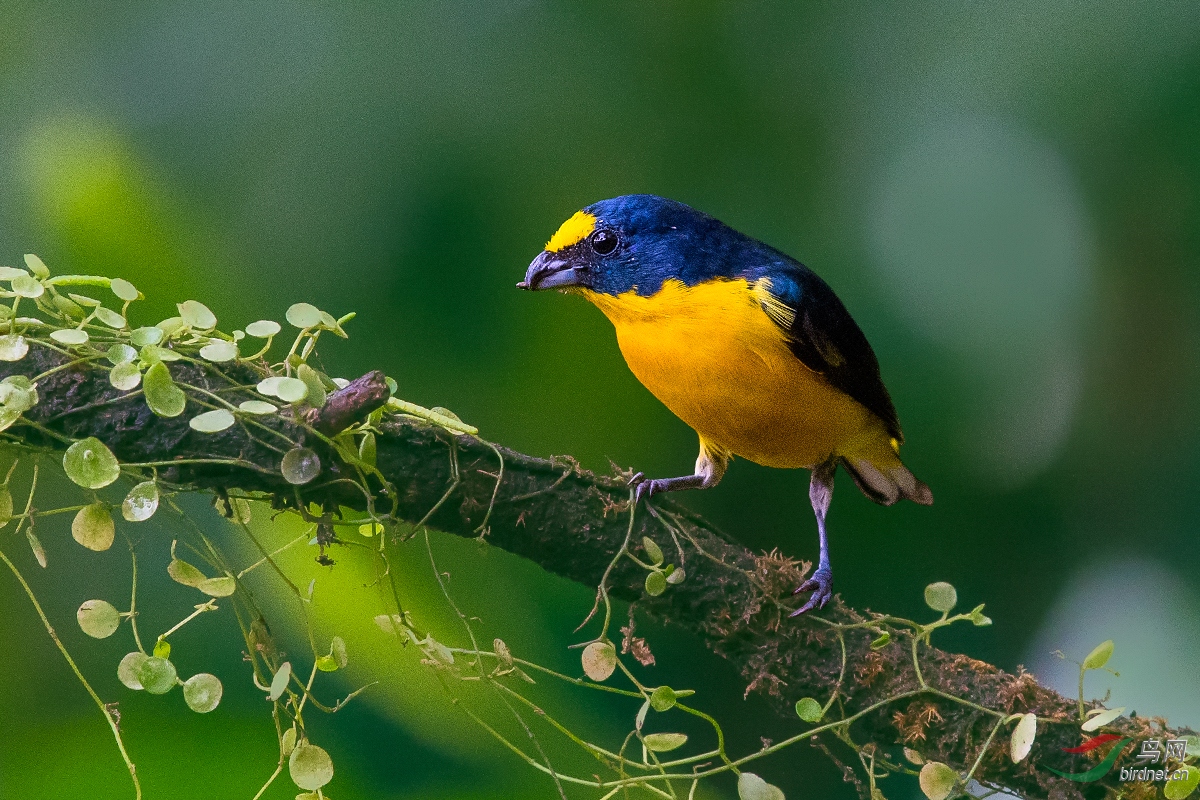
582,278 -> 879,469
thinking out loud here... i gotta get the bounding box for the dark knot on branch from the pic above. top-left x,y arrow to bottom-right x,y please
306,370 -> 391,435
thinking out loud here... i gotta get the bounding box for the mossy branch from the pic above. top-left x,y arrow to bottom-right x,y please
3,345 -> 1193,800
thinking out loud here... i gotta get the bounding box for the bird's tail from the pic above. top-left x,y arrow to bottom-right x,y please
838,432 -> 932,507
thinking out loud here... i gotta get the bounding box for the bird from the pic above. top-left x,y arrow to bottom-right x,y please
518,195 -> 932,615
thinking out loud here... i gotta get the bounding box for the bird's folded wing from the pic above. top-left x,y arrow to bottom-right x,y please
752,266 -> 903,442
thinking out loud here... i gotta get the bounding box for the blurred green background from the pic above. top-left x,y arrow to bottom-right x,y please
1,2 -> 1198,798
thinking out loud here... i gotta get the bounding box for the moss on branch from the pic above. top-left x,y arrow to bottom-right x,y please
2,344 -> 1193,800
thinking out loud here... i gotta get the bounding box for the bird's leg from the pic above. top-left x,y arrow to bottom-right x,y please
630,440 -> 729,504
791,458 -> 836,616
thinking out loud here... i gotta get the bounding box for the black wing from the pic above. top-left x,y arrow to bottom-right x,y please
755,264 -> 903,442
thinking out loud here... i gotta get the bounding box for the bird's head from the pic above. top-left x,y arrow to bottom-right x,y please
520,195 -> 745,297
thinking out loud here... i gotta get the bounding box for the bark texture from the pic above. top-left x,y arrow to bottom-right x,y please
5,346 -> 1190,799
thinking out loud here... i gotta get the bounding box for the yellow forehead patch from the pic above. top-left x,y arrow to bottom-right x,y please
545,210 -> 596,252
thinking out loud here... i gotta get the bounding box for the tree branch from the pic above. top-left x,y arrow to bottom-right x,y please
6,346 -> 1190,799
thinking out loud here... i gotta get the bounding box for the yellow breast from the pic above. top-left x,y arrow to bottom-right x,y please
582,278 -> 877,469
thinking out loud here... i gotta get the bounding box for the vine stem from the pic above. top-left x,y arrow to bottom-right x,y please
158,599 -> 218,641
961,715 -> 1008,790
0,546 -> 141,799
126,543 -> 145,654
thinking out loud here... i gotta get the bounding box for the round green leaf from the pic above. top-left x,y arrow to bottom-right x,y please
581,641 -> 616,681
183,673 -> 223,713
0,406 -> 20,432
117,652 -> 148,690
50,328 -> 89,345
738,772 -> 785,800
77,599 -> 121,639
289,741 -> 334,790
24,253 -> 50,278
110,278 -> 139,302
315,655 -> 338,672
297,364 -> 326,407
130,326 -> 163,347
238,400 -> 277,415
53,294 -> 85,317
177,300 -> 217,330
109,361 -> 142,391
72,502 -> 115,551
635,700 -> 650,731
140,345 -> 181,364
924,582 -> 958,613
871,632 -> 892,649
1165,765 -> 1200,800
1081,705 -> 1126,732
645,570 -> 667,596
795,697 -> 823,723
156,316 -> 186,338
197,575 -> 237,597
0,375 -> 37,414
359,431 -> 376,466
918,762 -> 958,800
256,376 -> 283,396
11,274 -> 44,298
1010,712 -> 1036,762
167,558 -> 208,588
199,339 -> 238,362
643,732 -> 687,753
143,361 -> 187,417
1083,639 -> 1114,670
269,661 -> 292,701
153,638 -> 171,659
286,303 -> 322,328
0,267 -> 27,280
64,438 -> 120,489
276,377 -> 308,403
106,343 -> 137,364
121,481 -> 159,522
281,447 -> 321,485
0,335 -> 29,361
649,685 -> 677,712
138,656 -> 178,695
642,536 -> 664,565
93,307 -> 126,329
189,409 -> 235,433
282,727 -> 298,757
666,567 -> 686,584
256,375 -> 309,402
245,319 -> 281,337
331,636 -> 348,669
68,293 -> 100,307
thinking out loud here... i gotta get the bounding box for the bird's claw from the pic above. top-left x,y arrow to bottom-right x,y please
790,567 -> 833,617
628,472 -> 659,504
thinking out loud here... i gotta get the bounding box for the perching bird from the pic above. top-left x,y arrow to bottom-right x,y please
519,195 -> 932,615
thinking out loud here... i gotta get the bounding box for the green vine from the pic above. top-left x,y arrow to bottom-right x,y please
0,252 -> 1195,800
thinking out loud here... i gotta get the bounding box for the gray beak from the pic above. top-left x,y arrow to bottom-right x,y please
518,251 -> 586,290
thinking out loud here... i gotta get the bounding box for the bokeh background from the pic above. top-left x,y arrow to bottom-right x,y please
1,3 -> 1198,799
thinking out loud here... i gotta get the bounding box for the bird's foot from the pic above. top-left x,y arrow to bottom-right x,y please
790,567 -> 833,617
628,472 -> 662,504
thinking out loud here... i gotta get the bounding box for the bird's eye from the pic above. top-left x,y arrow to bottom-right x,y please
590,229 -> 619,256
